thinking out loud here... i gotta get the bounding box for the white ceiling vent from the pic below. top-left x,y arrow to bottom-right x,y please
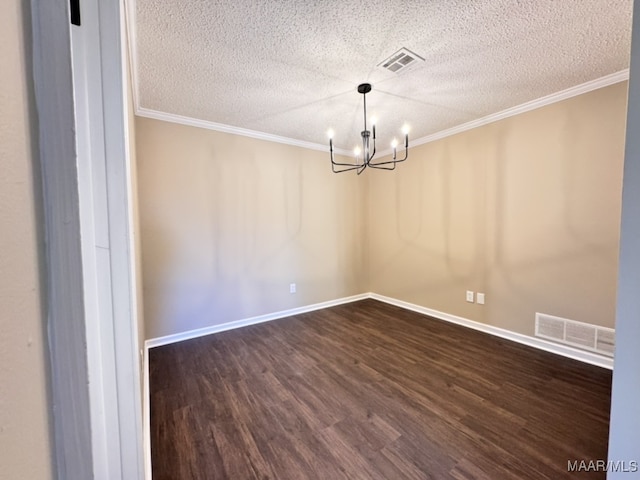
535,313 -> 615,357
378,48 -> 425,74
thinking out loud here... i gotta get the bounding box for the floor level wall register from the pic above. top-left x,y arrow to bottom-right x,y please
535,313 -> 615,357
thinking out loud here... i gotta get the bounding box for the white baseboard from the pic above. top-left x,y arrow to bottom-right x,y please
145,292 -> 613,370
370,293 -> 613,370
145,293 -> 369,350
142,293 -> 370,479
141,290 -> 612,477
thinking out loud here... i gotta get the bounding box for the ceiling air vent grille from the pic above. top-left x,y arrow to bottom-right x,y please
378,48 -> 424,74
535,313 -> 615,357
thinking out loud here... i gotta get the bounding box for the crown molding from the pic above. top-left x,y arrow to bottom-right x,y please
126,0 -> 343,154
125,0 -> 627,158
136,107 -> 352,156
137,70 -> 628,160
407,69 -> 630,151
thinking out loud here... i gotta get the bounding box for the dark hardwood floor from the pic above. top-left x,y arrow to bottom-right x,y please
149,299 -> 612,479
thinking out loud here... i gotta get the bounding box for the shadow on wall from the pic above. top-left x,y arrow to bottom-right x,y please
207,146 -> 304,316
368,133 -> 487,318
490,100 -> 622,331
368,84 -> 625,334
138,122 -> 366,339
145,144 -> 305,336
138,84 -> 625,339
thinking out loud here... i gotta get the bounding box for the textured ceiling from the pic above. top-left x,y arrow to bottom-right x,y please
132,0 -> 632,152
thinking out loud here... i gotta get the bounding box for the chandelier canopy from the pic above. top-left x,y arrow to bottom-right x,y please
329,83 -> 409,174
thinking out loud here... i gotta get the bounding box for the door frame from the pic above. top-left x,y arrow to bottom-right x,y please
30,0 -> 640,478
31,0 -> 143,478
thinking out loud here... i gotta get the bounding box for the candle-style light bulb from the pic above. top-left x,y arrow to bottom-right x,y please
402,125 -> 410,147
391,138 -> 398,158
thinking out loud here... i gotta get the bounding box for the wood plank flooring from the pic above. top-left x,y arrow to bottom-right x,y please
149,299 -> 612,479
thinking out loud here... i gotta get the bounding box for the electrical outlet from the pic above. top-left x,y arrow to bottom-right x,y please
466,290 -> 474,303
290,283 -> 296,294
477,293 -> 485,305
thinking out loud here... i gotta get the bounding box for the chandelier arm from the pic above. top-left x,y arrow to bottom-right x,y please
394,147 -> 409,163
332,162 -> 363,173
331,158 -> 362,167
330,140 -> 363,173
332,161 -> 363,173
368,137 -> 377,164
369,162 -> 397,170
328,82 -> 409,174
369,143 -> 408,167
368,155 -> 407,167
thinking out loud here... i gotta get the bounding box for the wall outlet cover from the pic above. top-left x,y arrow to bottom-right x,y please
466,291 -> 474,303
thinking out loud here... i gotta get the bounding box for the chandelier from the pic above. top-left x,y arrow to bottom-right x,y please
329,83 -> 409,174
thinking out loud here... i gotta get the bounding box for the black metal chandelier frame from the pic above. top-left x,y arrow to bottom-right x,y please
329,83 -> 409,174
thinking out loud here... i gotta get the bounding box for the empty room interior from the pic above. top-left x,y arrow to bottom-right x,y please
126,1 -> 634,478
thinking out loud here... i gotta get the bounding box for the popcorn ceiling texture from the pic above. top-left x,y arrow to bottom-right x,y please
134,0 -> 632,150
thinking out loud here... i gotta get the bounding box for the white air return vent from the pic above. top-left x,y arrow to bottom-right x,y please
535,313 -> 615,357
378,48 -> 425,74
536,314 -> 564,341
595,328 -> 615,356
565,322 -> 596,349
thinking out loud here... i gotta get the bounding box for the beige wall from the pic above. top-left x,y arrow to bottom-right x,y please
369,82 -> 627,334
136,117 -> 368,339
0,0 -> 54,478
137,82 -> 626,342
